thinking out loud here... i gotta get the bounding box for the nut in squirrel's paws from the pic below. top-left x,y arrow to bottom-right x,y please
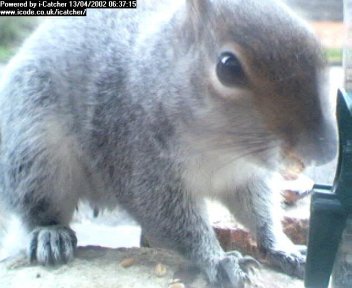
211,251 -> 261,288
28,225 -> 77,266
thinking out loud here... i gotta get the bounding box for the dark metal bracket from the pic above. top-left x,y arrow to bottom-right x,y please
305,89 -> 352,287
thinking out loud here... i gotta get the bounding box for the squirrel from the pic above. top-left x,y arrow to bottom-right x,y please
0,0 -> 337,286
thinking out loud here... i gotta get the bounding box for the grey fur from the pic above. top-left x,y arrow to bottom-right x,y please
0,0 -> 337,286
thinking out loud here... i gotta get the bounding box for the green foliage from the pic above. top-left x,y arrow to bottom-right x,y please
0,46 -> 14,61
0,17 -> 39,62
325,48 -> 343,65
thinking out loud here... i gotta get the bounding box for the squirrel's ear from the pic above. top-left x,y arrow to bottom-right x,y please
179,0 -> 212,46
185,0 -> 211,38
186,0 -> 211,19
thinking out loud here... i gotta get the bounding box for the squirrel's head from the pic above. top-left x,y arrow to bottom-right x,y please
180,0 -> 337,175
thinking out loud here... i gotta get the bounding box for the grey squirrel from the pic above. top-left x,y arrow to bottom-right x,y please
0,0 -> 337,287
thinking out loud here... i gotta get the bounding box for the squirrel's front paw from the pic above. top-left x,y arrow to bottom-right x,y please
209,251 -> 260,288
265,245 -> 306,278
28,225 -> 77,266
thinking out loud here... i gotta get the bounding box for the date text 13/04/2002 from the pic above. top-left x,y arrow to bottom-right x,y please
68,1 -> 137,9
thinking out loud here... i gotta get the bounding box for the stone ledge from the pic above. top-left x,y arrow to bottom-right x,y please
0,246 -> 303,288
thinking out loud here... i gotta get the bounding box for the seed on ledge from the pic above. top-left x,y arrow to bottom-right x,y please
120,257 -> 135,268
154,263 -> 167,277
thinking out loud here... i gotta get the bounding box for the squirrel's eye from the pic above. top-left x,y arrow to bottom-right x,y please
216,52 -> 247,87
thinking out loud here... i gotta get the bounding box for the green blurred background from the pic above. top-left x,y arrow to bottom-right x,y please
0,17 -> 39,62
